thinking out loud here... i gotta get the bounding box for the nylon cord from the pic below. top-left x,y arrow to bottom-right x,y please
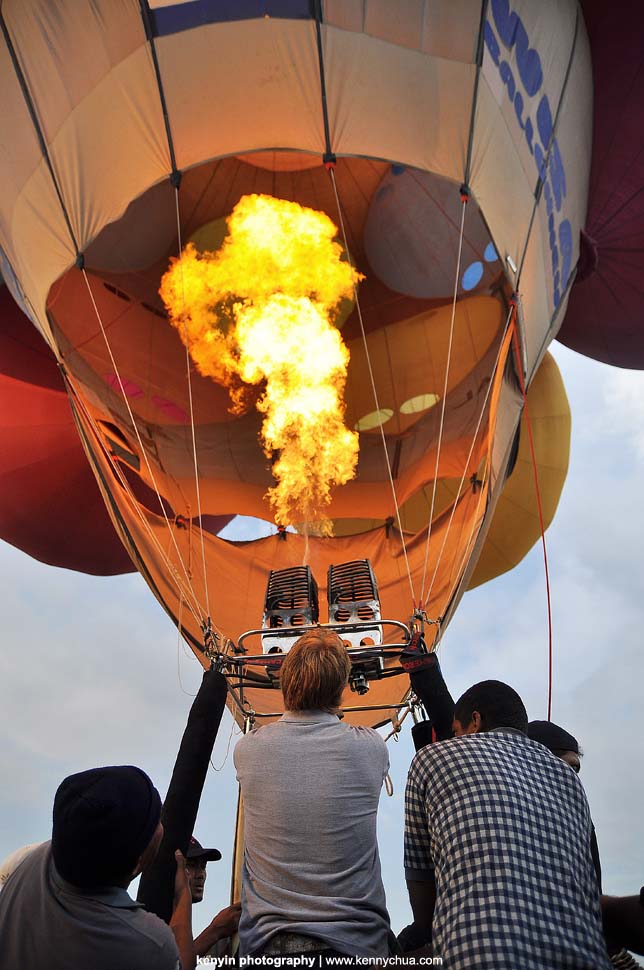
174,186 -> 212,621
426,307 -> 514,602
440,322 -> 515,617
176,593 -> 197,697
328,165 -> 416,607
440,458 -> 490,635
80,269 -> 207,620
66,374 -> 206,625
510,320 -> 554,720
419,197 -> 468,607
210,714 -> 239,772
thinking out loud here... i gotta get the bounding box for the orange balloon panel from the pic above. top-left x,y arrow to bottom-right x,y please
42,159 -> 519,728
62,321 -> 514,727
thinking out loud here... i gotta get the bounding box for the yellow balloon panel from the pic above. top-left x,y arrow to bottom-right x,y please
468,352 -> 570,589
328,477 -> 469,538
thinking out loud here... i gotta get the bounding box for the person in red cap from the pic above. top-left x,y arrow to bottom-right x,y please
186,836 -> 241,959
185,835 -> 221,904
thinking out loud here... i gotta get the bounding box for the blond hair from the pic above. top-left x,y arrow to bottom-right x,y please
280,630 -> 351,712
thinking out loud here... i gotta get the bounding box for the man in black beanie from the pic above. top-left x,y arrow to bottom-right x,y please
528,719 -> 581,772
0,765 -> 194,970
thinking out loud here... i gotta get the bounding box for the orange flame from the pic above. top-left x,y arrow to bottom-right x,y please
160,194 -> 362,532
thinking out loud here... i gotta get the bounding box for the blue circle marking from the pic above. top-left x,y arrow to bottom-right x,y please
461,261 -> 484,291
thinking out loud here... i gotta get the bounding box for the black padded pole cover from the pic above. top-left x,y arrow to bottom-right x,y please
137,667 -> 228,921
411,718 -> 436,752
410,660 -> 455,742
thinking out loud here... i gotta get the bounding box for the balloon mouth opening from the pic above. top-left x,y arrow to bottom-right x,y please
44,154 -> 511,545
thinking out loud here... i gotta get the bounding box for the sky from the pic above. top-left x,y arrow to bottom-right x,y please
1,339 -> 643,941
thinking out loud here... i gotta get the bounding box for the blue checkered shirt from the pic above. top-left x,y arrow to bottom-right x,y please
404,729 -> 611,969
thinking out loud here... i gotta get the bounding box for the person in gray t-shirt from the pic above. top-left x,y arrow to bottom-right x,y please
234,629 -> 392,958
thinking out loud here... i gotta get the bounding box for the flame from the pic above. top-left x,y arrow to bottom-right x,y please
160,194 -> 362,532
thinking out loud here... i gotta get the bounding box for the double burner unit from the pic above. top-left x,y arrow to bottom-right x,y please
214,559 -> 420,721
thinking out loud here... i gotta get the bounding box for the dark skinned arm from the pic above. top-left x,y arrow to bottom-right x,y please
193,903 -> 241,959
169,851 -> 195,970
601,894 -> 644,956
402,874 -> 437,950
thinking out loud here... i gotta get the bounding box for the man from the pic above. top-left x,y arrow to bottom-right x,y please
528,720 -> 602,880
602,892 -> 644,958
0,842 -> 43,889
404,680 -> 611,969
528,721 -> 641,970
0,765 -> 194,970
185,835 -> 241,958
528,719 -> 582,772
185,835 -> 222,905
234,629 -> 392,958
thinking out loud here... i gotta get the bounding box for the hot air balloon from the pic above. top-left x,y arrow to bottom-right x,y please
557,0 -> 644,368
0,0 -> 593,728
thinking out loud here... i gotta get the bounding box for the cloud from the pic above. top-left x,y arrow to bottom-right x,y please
600,366 -> 644,461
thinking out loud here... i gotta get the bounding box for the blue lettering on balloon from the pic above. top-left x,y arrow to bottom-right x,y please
485,4 -> 572,309
491,0 -> 543,96
484,21 -> 501,66
499,61 -> 516,102
548,215 -> 559,270
513,92 -> 535,154
536,94 -> 553,147
533,142 -> 546,183
547,140 -> 566,213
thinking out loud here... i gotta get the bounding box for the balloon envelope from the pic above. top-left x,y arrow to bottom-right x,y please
0,1 -> 592,724
557,0 -> 644,369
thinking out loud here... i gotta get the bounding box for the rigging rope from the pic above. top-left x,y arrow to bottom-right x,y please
327,164 -> 416,607
419,193 -> 468,608
174,186 -> 212,622
176,593 -> 197,697
439,319 -> 517,635
66,376 -> 206,625
80,269 -> 207,621
210,713 -> 239,772
510,315 -> 554,720
426,306 -> 514,603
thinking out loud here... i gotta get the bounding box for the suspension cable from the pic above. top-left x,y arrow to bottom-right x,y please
438,319 -> 518,634
66,374 -> 206,625
426,306 -> 514,602
419,191 -> 468,607
438,314 -> 555,724
510,318 -> 554,720
176,593 -> 197,697
327,165 -> 416,607
80,268 -> 207,618
174,186 -> 212,621
439,456 -> 490,636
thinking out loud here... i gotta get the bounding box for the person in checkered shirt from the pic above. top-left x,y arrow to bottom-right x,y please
404,679 -> 612,969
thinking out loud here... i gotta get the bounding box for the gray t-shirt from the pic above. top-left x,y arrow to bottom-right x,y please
0,841 -> 179,970
234,709 -> 391,957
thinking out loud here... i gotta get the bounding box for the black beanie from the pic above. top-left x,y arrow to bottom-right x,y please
528,720 -> 579,754
52,766 -> 162,888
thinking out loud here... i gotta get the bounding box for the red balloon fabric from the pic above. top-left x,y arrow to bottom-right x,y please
558,0 -> 644,368
0,285 -> 136,574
